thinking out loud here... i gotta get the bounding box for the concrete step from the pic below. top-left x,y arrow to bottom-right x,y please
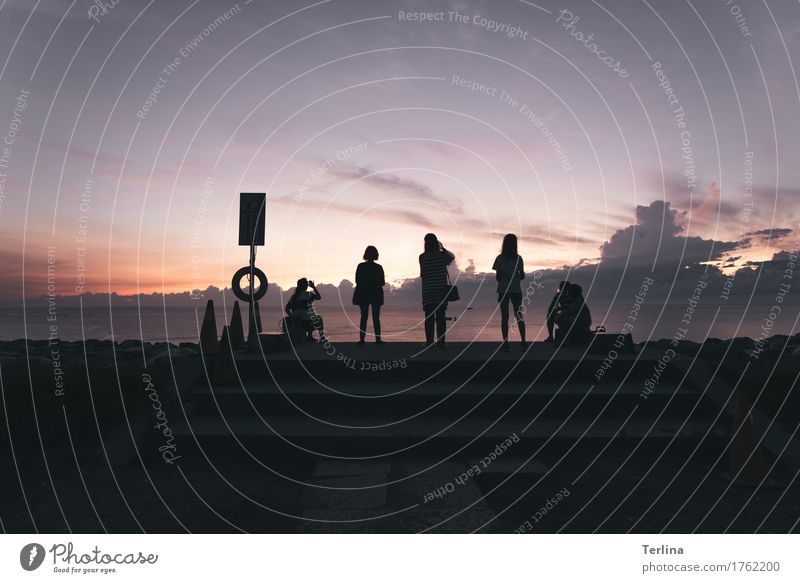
203,342 -> 666,384
175,410 -> 725,456
186,379 -> 707,420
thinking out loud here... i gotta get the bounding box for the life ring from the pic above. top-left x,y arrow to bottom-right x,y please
232,266 -> 268,302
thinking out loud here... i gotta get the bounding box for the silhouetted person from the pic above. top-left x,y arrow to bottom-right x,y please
492,233 -> 526,351
419,233 -> 455,347
555,283 -> 592,345
285,278 -> 324,341
353,245 -> 386,344
546,281 -> 570,342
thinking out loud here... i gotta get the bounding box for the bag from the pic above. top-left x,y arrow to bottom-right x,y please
444,270 -> 460,302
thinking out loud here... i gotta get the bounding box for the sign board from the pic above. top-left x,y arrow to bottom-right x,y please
238,193 -> 266,246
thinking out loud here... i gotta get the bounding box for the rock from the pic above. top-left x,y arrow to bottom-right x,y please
149,347 -> 197,366
768,335 -> 790,350
25,355 -> 53,368
153,342 -> 178,351
730,337 -> 755,350
118,339 -> 147,350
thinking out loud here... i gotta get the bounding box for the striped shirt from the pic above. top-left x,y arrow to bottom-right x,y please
419,251 -> 451,306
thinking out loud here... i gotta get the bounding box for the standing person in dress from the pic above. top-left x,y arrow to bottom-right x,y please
492,233 -> 527,351
419,233 -> 455,347
353,245 -> 386,345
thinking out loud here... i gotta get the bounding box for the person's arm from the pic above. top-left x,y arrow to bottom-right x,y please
310,284 -> 321,300
378,264 -> 386,287
518,256 -> 525,281
441,246 -> 455,265
492,256 -> 500,281
355,263 -> 364,286
562,298 -> 581,319
285,299 -> 293,315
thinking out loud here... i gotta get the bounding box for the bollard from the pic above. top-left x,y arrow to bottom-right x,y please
229,301 -> 246,349
212,326 -> 237,386
199,299 -> 218,356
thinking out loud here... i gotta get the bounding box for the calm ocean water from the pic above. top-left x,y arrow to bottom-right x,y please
1,302 -> 794,343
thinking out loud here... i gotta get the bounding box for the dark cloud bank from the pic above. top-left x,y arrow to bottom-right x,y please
11,199 -> 800,341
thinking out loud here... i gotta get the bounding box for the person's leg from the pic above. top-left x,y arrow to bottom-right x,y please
372,303 -> 382,342
558,316 -> 574,345
314,315 -> 324,340
511,294 -> 526,345
546,311 -> 555,341
359,304 -> 368,342
423,305 -> 434,345
436,304 -> 447,345
500,294 -> 510,343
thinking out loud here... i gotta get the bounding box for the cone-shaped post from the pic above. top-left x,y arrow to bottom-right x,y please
729,389 -> 769,487
199,299 -> 218,356
212,326 -> 237,386
229,301 -> 246,349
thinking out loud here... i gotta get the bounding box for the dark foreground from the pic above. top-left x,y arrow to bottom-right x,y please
1,337 -> 799,533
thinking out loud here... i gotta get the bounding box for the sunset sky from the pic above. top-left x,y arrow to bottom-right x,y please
1,0 -> 799,301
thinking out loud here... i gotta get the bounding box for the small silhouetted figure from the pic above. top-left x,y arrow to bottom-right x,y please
492,234 -> 527,351
419,233 -> 455,347
285,278 -> 324,341
555,283 -> 592,345
353,245 -> 386,344
546,281 -> 570,342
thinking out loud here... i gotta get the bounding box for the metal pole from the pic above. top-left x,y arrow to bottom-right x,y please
249,239 -> 255,305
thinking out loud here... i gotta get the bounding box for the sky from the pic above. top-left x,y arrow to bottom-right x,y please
1,0 -> 800,319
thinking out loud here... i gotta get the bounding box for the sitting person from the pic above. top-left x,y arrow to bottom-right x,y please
284,278 -> 324,342
554,284 -> 592,345
545,281 -> 570,342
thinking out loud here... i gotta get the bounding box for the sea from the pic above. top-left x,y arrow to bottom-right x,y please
0,302 -> 794,344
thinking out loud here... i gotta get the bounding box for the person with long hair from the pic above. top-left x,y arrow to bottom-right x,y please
492,233 -> 527,350
285,277 -> 324,341
353,245 -> 386,344
419,233 -> 455,347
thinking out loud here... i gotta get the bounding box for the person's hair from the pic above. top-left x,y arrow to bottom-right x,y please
501,233 -> 518,257
363,245 -> 379,261
569,284 -> 582,296
292,278 -> 308,301
424,233 -> 439,254
559,281 -> 571,295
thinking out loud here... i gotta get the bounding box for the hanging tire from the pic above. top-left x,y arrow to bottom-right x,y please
232,266 -> 268,302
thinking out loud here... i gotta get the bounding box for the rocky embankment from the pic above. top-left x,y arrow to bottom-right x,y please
639,334 -> 800,433
0,339 -> 202,449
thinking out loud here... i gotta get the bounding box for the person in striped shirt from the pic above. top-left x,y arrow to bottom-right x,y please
419,233 -> 455,347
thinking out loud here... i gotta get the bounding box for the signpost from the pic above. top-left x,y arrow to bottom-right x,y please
234,194 -> 267,346
238,193 -> 266,246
